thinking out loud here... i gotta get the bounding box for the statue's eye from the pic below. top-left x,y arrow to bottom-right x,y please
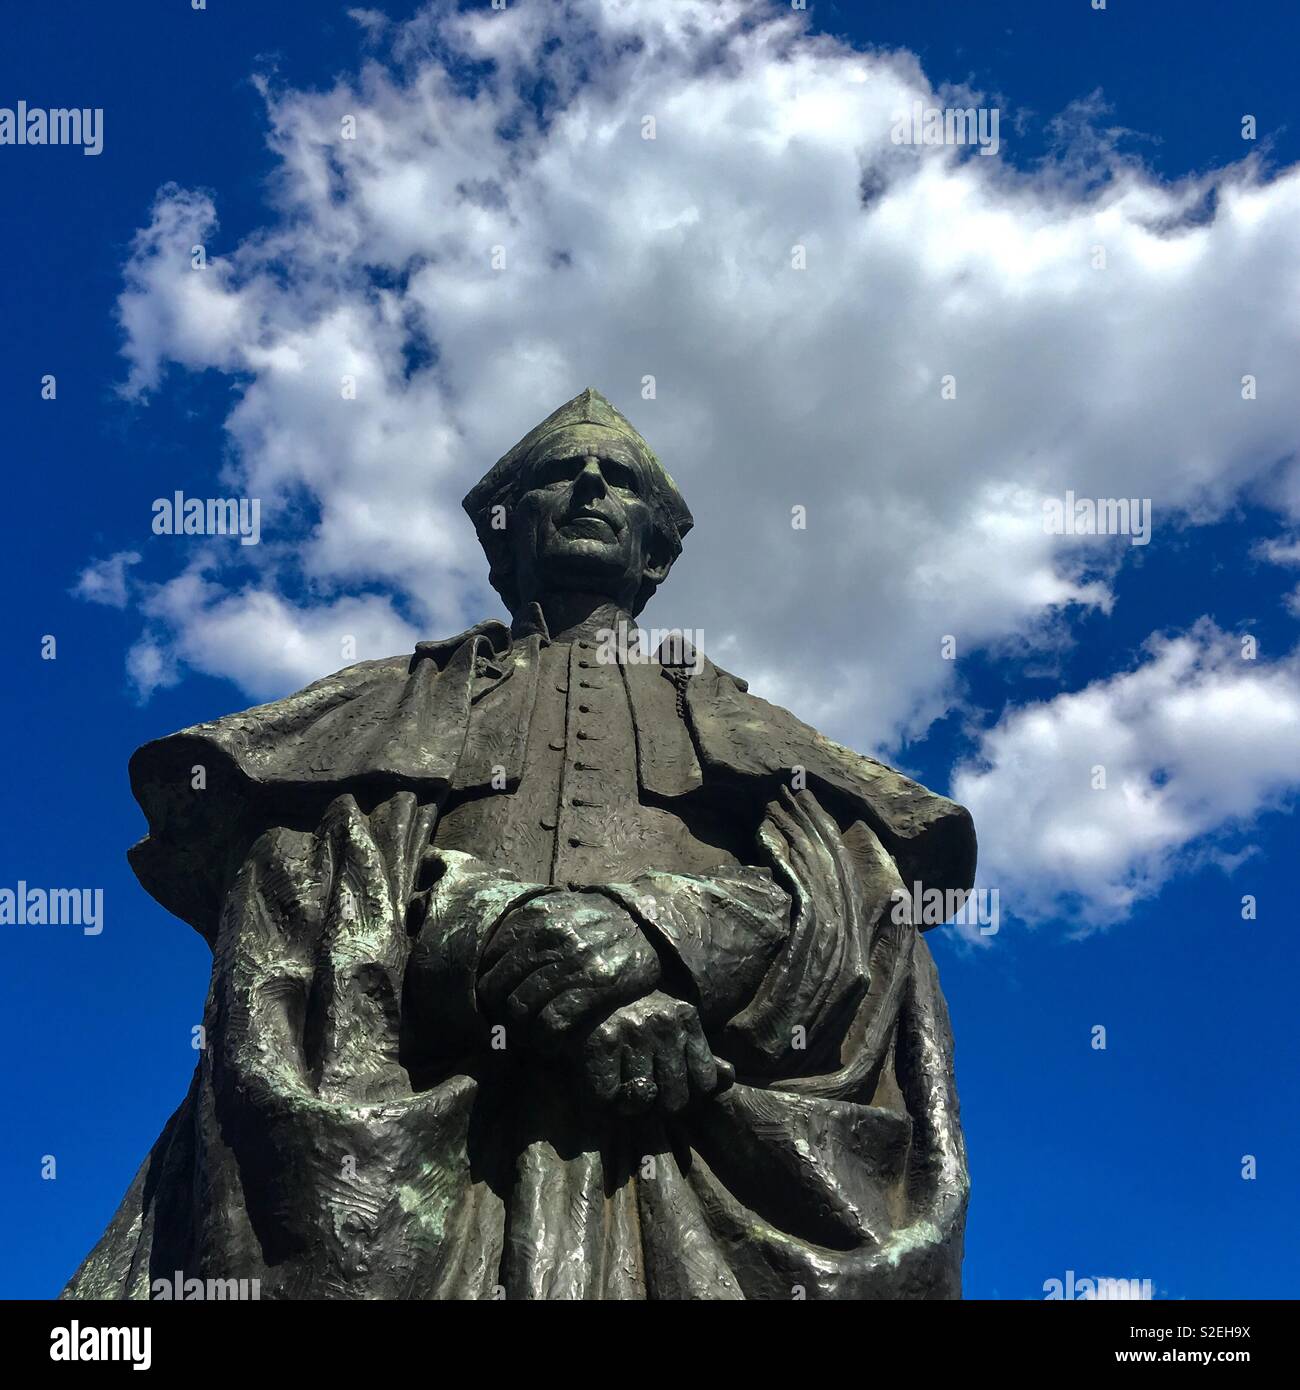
535,457 -> 584,487
533,456 -> 639,492
602,459 -> 638,492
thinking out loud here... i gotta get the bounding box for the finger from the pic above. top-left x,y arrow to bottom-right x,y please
532,948 -> 661,1043
652,1034 -> 690,1114
682,1021 -> 719,1098
503,955 -> 595,1027
615,1037 -> 657,1116
482,909 -> 621,979
534,984 -> 613,1044
478,940 -> 568,1009
582,1024 -> 623,1106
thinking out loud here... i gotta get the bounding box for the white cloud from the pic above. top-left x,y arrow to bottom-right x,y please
128,558 -> 420,702
73,551 -> 140,608
126,638 -> 176,701
1258,535 -> 1300,567
95,0 -> 1300,916
953,622 -> 1300,928
346,8 -> 390,41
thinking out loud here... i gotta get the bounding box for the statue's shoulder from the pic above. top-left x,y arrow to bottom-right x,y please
128,651 -> 407,777
684,652 -> 976,898
125,625 -> 505,943
134,615 -> 514,765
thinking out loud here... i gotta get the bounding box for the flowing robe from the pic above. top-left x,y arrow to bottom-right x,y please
64,620 -> 975,1300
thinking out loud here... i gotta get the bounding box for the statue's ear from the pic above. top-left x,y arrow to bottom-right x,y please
641,530 -> 673,586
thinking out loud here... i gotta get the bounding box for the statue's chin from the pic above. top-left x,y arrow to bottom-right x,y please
540,534 -> 627,576
534,557 -> 635,601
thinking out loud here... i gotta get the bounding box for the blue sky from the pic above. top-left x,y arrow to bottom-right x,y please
2,0 -> 1298,1299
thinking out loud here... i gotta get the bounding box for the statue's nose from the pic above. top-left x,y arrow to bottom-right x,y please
572,456 -> 607,497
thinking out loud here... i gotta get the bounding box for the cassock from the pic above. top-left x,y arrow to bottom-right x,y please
64,609 -> 975,1300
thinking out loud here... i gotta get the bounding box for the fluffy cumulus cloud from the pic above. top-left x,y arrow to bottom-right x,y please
101,0 -> 1300,918
954,622 -> 1300,928
124,556 -> 422,701
72,550 -> 140,608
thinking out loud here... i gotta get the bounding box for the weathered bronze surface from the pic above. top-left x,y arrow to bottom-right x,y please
65,389 -> 976,1300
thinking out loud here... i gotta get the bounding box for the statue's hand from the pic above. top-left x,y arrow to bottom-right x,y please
575,990 -> 734,1116
478,892 -> 661,1048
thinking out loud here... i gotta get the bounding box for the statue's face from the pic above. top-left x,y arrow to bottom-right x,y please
507,424 -> 669,609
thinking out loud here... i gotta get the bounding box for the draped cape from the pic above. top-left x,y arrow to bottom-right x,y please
65,623 -> 975,1300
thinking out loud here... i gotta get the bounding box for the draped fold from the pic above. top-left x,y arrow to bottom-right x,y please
66,783 -> 968,1301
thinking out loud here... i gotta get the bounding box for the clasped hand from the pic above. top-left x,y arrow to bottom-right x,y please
478,892 -> 732,1114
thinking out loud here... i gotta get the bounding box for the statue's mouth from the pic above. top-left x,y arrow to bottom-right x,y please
560,511 -> 619,539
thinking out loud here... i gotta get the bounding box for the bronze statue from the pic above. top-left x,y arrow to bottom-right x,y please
66,389 -> 976,1300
